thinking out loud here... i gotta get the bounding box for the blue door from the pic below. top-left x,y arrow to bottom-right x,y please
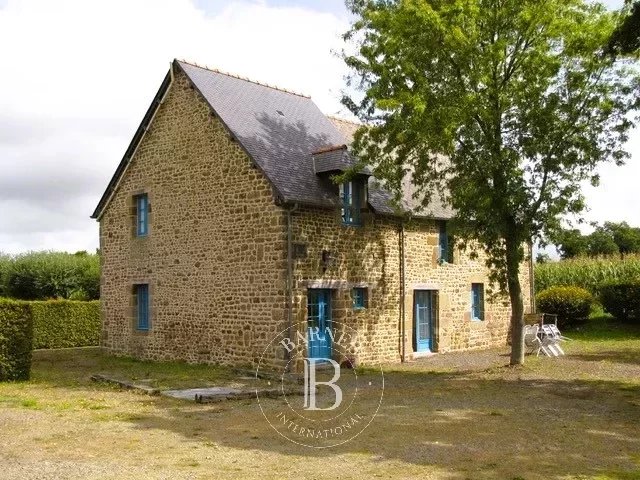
307,289 -> 332,360
414,290 -> 436,352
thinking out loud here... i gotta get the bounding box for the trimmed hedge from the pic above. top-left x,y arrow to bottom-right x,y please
31,300 -> 101,349
600,282 -> 640,323
536,286 -> 593,329
0,299 -> 33,381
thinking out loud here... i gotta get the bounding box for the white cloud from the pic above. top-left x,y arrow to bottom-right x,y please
0,0 -> 637,254
0,0 -> 350,254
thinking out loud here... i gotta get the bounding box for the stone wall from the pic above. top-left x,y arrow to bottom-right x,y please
99,68 -> 287,366
289,207 -> 532,366
99,67 -> 532,370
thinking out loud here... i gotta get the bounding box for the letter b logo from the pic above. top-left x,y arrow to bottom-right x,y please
303,358 -> 343,411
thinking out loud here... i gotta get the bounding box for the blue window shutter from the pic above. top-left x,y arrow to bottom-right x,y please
136,194 -> 148,236
341,181 -> 362,226
352,288 -> 367,309
137,284 -> 149,330
438,221 -> 448,262
471,284 -> 484,321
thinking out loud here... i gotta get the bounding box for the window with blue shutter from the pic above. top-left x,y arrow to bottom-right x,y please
135,194 -> 149,237
471,283 -> 484,321
340,181 -> 362,226
352,287 -> 367,309
135,284 -> 150,330
438,221 -> 454,263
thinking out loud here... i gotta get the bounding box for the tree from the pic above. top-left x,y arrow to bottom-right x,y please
603,221 -> 640,258
536,252 -> 551,264
607,1 -> 640,55
586,228 -> 619,256
343,0 -> 639,364
555,228 -> 589,259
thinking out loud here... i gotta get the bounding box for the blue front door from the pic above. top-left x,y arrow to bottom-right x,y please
307,289 -> 332,360
414,290 -> 436,352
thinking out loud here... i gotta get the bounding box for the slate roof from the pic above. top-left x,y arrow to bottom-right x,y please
92,59 -> 454,220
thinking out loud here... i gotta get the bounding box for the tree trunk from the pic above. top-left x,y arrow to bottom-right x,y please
506,233 -> 525,366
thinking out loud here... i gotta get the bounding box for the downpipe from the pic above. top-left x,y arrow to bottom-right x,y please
285,203 -> 299,372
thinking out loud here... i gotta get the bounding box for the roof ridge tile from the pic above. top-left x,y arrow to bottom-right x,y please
177,58 -> 311,99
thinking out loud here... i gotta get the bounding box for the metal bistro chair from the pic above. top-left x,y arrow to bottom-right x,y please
524,324 -> 548,357
540,324 -> 564,356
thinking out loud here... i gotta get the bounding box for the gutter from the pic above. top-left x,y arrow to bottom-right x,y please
529,240 -> 536,313
285,203 -> 299,372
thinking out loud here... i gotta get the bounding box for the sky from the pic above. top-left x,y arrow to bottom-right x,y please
0,0 -> 634,254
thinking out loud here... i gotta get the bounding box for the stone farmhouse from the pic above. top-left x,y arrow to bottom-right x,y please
92,59 -> 532,370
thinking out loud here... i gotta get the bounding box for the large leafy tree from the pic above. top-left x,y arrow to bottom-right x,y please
608,1 -> 640,54
343,0 -> 639,364
587,227 -> 619,257
555,228 -> 589,259
603,221 -> 640,258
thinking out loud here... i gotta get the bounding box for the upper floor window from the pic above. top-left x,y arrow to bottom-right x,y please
471,283 -> 485,321
438,221 -> 454,263
352,287 -> 368,309
135,193 -> 149,237
340,180 -> 365,226
135,283 -> 150,331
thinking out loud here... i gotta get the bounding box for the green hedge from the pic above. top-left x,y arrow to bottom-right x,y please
30,300 -> 101,349
600,282 -> 640,323
0,299 -> 33,381
536,286 -> 594,329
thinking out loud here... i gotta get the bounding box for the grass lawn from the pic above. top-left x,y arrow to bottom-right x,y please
0,318 -> 639,480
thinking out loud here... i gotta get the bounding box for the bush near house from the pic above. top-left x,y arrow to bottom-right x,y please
30,300 -> 101,349
0,251 -> 100,301
535,255 -> 640,295
600,281 -> 640,324
0,299 -> 33,381
536,286 -> 593,329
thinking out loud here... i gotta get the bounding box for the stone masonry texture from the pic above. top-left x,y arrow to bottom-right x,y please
99,68 -> 532,370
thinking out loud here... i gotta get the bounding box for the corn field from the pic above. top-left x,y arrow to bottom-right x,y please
535,255 -> 640,295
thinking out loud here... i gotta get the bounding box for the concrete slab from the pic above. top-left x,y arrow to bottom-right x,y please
161,387 -> 243,401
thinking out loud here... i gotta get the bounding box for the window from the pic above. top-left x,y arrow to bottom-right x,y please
438,221 -> 454,263
471,283 -> 484,321
135,284 -> 150,330
352,287 -> 368,309
340,180 -> 364,226
135,194 -> 149,237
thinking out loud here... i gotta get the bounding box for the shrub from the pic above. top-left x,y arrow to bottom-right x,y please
0,299 -> 33,381
0,254 -> 11,297
30,300 -> 101,349
600,281 -> 640,323
536,286 -> 593,328
3,251 -> 100,301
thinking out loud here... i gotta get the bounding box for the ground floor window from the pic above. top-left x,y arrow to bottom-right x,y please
134,284 -> 150,331
352,287 -> 368,309
471,283 -> 485,321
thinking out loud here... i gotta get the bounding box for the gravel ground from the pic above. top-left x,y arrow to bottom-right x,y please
0,337 -> 638,480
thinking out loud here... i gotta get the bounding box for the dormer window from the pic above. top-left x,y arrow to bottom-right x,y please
340,180 -> 366,226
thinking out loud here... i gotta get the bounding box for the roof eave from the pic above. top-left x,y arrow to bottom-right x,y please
91,69 -> 173,219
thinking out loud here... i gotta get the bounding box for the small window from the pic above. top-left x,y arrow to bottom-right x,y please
471,283 -> 484,321
135,284 -> 150,330
135,194 -> 149,237
352,287 -> 368,309
340,180 -> 364,226
438,221 -> 453,263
